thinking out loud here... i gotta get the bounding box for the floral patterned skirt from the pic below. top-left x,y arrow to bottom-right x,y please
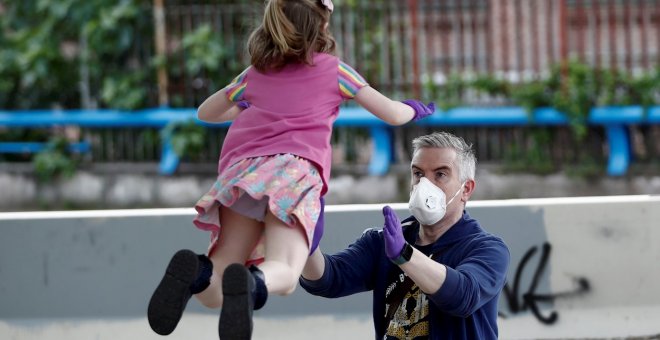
193,154 -> 323,264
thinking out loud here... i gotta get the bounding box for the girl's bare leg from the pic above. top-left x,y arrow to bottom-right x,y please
194,205 -> 262,308
218,209 -> 310,339
258,210 -> 309,295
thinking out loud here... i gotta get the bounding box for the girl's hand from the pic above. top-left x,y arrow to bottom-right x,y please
401,100 -> 436,121
237,101 -> 250,110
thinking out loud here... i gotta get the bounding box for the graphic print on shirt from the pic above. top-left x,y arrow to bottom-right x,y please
384,281 -> 430,339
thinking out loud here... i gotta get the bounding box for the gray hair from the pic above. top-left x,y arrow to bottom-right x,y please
411,131 -> 477,182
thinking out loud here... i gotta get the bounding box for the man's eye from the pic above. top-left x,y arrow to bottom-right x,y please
413,171 -> 423,178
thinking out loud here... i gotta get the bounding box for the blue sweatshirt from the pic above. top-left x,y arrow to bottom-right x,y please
300,211 -> 510,339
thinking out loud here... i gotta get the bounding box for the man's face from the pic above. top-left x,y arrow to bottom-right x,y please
410,147 -> 459,188
410,147 -> 465,217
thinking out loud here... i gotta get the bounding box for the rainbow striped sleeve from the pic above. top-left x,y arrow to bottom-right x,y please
223,67 -> 250,102
338,61 -> 368,99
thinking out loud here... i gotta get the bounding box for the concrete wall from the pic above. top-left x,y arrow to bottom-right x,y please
2,168 -> 660,211
1,195 -> 659,324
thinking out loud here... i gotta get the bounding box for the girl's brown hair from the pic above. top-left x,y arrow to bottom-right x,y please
247,0 -> 336,72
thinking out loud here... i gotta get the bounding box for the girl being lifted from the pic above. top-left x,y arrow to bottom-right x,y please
148,0 -> 434,338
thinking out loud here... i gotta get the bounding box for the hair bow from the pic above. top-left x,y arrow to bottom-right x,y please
320,0 -> 333,12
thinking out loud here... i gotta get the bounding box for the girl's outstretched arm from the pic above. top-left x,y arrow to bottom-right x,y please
353,86 -> 416,125
197,89 -> 242,123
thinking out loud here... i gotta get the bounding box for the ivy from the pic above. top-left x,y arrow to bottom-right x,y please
100,71 -> 149,110
161,119 -> 207,160
471,74 -> 511,98
425,73 -> 467,111
429,60 -> 660,140
502,129 -> 556,175
0,0 -> 152,109
32,137 -> 78,182
181,24 -> 226,76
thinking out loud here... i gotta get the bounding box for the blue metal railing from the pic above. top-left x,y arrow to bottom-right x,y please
1,106 -> 658,176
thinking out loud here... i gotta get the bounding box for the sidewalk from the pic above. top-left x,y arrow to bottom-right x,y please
2,306 -> 659,340
0,314 -> 373,340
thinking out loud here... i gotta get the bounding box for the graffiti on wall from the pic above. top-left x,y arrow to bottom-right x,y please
501,242 -> 591,324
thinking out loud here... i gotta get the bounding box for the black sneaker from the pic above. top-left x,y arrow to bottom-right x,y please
148,249 -> 199,335
218,263 -> 254,340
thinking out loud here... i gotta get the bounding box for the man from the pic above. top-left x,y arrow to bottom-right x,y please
300,131 -> 510,339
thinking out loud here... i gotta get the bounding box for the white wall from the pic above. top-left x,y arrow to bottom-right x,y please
1,195 -> 659,325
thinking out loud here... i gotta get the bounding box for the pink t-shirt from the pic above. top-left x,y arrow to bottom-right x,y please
217,53 -> 368,195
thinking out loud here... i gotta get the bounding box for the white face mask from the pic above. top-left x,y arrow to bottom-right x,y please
408,177 -> 464,226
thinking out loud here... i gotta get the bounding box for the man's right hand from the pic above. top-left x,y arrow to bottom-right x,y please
383,206 -> 405,260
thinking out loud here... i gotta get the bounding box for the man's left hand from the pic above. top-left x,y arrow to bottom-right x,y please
383,206 -> 405,260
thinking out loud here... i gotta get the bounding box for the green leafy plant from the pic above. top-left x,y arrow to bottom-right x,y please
564,155 -> 604,180
161,119 -> 207,160
507,60 -> 660,140
181,24 -> 226,76
166,22 -> 241,104
510,80 -> 554,115
622,67 -> 660,109
100,71 -> 148,110
471,74 -> 511,98
0,0 -> 152,109
32,137 -> 78,182
501,129 -> 556,175
425,73 -> 467,111
552,61 -> 599,139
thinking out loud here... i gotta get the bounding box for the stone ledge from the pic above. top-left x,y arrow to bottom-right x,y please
1,169 -> 659,211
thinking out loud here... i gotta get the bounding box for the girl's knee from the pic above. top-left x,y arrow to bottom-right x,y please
199,298 -> 222,309
194,290 -> 223,309
278,283 -> 297,296
281,273 -> 299,295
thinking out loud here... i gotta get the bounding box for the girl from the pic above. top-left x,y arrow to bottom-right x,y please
148,0 -> 434,338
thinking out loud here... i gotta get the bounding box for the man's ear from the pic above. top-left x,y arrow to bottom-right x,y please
462,179 -> 476,201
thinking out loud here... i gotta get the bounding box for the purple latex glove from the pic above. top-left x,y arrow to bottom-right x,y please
402,99 -> 436,122
309,197 -> 325,255
237,101 -> 250,110
383,206 -> 405,260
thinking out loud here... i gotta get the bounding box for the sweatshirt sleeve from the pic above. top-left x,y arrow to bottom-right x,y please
430,237 -> 510,317
300,228 -> 380,298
